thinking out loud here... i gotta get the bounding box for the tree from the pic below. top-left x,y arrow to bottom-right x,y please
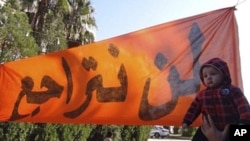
21,0 -> 96,52
63,0 -> 96,47
0,1 -> 39,140
0,1 -> 151,140
0,0 -> 39,63
88,125 -> 151,141
0,122 -> 35,141
0,0 -> 97,140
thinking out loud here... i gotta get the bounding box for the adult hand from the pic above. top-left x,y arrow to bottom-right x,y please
201,114 -> 229,141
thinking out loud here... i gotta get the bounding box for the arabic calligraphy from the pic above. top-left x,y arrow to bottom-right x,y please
9,23 -> 204,121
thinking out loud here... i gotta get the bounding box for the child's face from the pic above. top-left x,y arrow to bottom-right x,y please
202,66 -> 224,88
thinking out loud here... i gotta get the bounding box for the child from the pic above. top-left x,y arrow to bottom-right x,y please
182,58 -> 250,141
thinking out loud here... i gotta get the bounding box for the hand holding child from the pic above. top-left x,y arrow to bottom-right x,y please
201,114 -> 229,141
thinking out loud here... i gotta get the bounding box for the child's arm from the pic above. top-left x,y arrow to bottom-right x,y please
231,87 -> 250,124
182,96 -> 202,126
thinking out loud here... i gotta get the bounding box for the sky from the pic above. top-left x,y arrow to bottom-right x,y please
91,0 -> 250,101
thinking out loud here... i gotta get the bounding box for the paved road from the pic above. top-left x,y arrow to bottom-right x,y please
148,138 -> 191,141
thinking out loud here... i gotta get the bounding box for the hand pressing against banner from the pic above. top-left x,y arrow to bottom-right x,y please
201,114 -> 229,141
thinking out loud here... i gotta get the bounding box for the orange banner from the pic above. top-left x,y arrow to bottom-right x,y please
0,7 -> 241,126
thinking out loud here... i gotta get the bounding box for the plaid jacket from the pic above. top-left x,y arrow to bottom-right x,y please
183,58 -> 250,130
183,85 -> 250,130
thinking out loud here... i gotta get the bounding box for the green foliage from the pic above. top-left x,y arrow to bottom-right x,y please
87,125 -> 151,141
121,126 -> 137,140
0,1 -> 39,63
57,124 -> 95,141
137,126 -> 151,141
0,1 -> 152,141
182,127 -> 197,137
0,123 -> 96,141
7,0 -> 20,10
56,0 -> 71,14
42,10 -> 68,52
0,122 -> 35,141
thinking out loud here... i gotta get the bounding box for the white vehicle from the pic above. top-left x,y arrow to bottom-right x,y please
149,125 -> 170,138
